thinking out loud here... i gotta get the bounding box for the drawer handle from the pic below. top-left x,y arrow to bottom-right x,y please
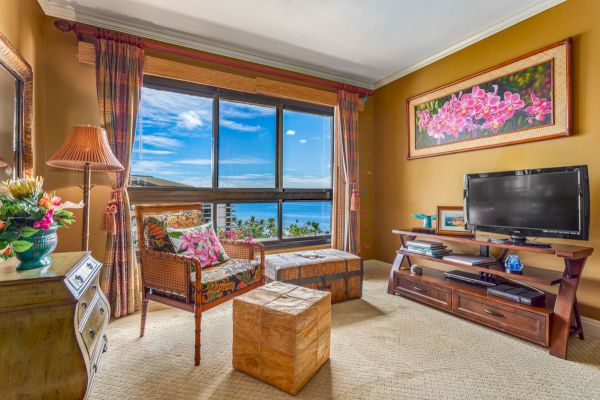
99,307 -> 105,315
413,286 -> 427,293
87,262 -> 95,270
92,364 -> 97,373
81,301 -> 88,309
484,309 -> 505,318
75,274 -> 84,283
92,284 -> 98,291
89,329 -> 96,338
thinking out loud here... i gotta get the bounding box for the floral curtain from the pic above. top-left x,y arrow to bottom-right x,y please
95,29 -> 144,318
332,90 -> 360,254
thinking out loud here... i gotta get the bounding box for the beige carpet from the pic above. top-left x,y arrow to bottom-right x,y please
90,262 -> 600,400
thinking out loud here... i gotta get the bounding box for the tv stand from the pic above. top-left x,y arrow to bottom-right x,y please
388,229 -> 594,359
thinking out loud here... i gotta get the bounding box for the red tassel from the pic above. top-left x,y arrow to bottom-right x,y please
102,203 -> 117,234
350,188 -> 360,212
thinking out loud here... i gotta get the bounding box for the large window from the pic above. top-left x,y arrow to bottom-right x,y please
130,76 -> 334,247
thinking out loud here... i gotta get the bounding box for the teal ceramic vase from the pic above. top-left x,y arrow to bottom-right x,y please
14,225 -> 58,270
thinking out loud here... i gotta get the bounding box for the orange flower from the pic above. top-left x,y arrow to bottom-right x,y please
3,247 -> 10,255
0,221 -> 5,230
39,192 -> 62,210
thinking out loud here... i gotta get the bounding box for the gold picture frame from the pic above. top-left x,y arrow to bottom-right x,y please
436,206 -> 473,236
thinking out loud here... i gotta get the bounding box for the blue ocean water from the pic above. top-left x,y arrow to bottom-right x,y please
233,202 -> 331,233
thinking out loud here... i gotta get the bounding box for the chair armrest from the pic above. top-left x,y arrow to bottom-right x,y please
139,247 -> 202,302
221,240 -> 265,282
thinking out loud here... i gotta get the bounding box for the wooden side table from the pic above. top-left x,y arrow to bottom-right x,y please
0,251 -> 109,399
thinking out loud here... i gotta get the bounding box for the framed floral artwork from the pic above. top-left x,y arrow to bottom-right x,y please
406,39 -> 571,159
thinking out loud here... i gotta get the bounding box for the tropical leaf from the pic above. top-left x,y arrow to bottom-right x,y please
20,226 -> 39,238
11,240 -> 33,253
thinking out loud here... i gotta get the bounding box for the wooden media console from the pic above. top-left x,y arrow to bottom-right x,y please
388,229 -> 594,359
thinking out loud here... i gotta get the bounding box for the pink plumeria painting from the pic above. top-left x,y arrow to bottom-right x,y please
407,39 -> 571,159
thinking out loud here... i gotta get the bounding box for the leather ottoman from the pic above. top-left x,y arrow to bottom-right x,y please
232,281 -> 331,395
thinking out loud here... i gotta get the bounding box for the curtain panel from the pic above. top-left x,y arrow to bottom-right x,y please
95,29 -> 144,318
332,90 -> 360,254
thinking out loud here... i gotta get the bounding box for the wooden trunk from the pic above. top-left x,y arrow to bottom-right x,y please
265,249 -> 363,303
233,281 -> 331,395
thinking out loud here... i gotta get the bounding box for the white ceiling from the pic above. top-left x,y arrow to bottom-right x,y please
38,0 -> 564,89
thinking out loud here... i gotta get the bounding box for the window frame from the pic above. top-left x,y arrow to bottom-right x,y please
130,75 -> 335,248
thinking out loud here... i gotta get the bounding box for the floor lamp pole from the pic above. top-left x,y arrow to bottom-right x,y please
82,161 -> 91,252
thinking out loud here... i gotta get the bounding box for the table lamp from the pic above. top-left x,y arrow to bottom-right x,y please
47,125 -> 124,251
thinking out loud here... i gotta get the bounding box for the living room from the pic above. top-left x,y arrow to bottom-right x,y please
1,0 -> 599,399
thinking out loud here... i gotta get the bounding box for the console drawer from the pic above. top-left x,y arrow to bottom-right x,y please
77,277 -> 100,323
452,290 -> 549,346
79,295 -> 109,355
395,274 -> 451,310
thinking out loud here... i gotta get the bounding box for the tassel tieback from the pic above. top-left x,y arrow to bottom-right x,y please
102,203 -> 118,234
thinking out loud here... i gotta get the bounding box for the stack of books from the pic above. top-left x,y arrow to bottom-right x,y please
402,240 -> 451,258
442,254 -> 497,266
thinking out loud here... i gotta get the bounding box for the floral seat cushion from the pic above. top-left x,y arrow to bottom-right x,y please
192,259 -> 261,304
142,210 -> 205,253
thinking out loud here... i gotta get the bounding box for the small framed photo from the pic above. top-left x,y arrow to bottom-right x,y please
436,206 -> 473,236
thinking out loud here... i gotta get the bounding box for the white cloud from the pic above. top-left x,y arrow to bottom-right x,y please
131,160 -> 176,175
283,175 -> 330,189
220,118 -> 262,132
219,173 -> 275,188
299,139 -> 308,144
139,149 -> 176,155
180,177 -> 212,188
220,101 -> 275,119
219,157 -> 269,165
286,129 -> 296,136
141,135 -> 183,148
174,158 -> 212,166
178,110 -> 205,129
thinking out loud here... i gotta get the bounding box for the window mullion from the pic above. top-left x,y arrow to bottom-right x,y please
212,92 -> 219,190
276,103 -> 283,190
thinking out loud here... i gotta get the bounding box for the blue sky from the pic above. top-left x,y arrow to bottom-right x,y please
131,87 -> 332,188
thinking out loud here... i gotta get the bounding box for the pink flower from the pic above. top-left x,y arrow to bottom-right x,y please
246,236 -> 253,242
417,110 -> 431,129
34,209 -> 54,230
502,91 -> 525,117
482,113 -> 508,133
525,93 -> 552,124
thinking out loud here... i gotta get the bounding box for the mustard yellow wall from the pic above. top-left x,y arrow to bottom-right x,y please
374,0 -> 600,318
0,0 -> 45,174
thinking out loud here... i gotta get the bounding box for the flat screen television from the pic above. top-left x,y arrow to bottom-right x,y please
464,165 -> 589,243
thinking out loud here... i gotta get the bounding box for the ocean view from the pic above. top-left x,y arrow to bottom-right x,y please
232,201 -> 331,233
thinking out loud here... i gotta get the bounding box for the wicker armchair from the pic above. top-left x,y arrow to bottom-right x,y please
135,203 -> 265,365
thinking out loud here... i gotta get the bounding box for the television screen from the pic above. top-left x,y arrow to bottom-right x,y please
465,166 -> 589,240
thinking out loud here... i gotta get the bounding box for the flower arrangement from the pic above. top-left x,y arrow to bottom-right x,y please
0,176 -> 79,261
218,229 -> 253,242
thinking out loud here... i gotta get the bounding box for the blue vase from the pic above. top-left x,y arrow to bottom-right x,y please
505,254 -> 523,274
13,225 -> 58,270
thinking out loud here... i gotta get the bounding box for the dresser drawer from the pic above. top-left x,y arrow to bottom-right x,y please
77,277 -> 100,322
395,274 -> 451,310
452,290 -> 549,346
79,294 -> 109,355
68,257 -> 100,292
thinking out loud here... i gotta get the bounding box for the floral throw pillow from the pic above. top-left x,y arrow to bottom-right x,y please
142,210 -> 205,253
167,222 -> 230,268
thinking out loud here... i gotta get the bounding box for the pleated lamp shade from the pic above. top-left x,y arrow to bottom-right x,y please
47,125 -> 124,171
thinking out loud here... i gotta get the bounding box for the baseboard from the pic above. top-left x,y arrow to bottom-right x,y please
366,259 -> 600,339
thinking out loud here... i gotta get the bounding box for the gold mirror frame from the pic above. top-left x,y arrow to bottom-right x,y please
0,32 -> 33,176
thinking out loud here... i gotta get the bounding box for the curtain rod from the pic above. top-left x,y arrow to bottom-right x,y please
54,20 -> 374,97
